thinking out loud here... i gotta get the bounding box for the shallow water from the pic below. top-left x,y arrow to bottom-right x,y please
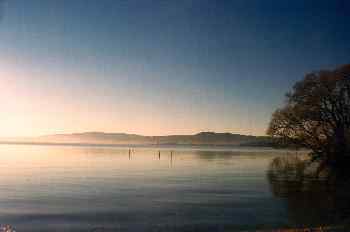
0,145 -> 343,231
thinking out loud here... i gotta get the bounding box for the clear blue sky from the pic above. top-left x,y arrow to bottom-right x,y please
0,0 -> 349,136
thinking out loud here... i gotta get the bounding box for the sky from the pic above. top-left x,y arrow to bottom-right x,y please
0,0 -> 349,137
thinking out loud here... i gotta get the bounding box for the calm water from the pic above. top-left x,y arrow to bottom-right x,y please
0,145 -> 344,231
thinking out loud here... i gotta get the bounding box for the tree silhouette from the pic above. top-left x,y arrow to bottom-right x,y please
267,64 -> 350,177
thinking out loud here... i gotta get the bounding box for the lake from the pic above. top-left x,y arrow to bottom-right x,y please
0,145 -> 346,231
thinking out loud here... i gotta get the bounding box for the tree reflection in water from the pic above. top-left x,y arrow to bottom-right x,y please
267,156 -> 350,229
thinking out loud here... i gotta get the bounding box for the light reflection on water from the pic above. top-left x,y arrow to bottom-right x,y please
0,145 -> 341,231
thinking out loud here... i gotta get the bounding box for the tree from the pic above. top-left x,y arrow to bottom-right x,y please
267,64 -> 350,176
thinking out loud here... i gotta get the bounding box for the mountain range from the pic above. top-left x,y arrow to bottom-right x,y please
0,132 -> 274,147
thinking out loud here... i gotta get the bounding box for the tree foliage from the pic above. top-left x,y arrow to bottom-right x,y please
267,64 -> 350,176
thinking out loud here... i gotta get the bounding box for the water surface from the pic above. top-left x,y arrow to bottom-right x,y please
0,145 -> 340,231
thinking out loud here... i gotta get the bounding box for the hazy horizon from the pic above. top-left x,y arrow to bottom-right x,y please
1,0 -> 349,137
1,130 -> 265,138
0,130 -> 267,139
0,131 -> 271,148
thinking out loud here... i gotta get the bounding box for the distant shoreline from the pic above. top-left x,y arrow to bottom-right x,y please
0,140 -> 273,148
0,141 -> 301,154
0,131 -> 276,148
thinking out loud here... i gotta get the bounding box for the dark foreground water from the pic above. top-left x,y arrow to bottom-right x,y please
0,145 -> 347,231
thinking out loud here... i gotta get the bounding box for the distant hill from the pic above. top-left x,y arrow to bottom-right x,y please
0,131 -> 274,147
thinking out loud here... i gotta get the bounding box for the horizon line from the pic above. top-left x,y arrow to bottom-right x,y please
0,130 -> 265,139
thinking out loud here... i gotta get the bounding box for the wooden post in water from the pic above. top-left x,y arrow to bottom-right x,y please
170,151 -> 173,167
129,148 -> 131,160
158,151 -> 161,160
